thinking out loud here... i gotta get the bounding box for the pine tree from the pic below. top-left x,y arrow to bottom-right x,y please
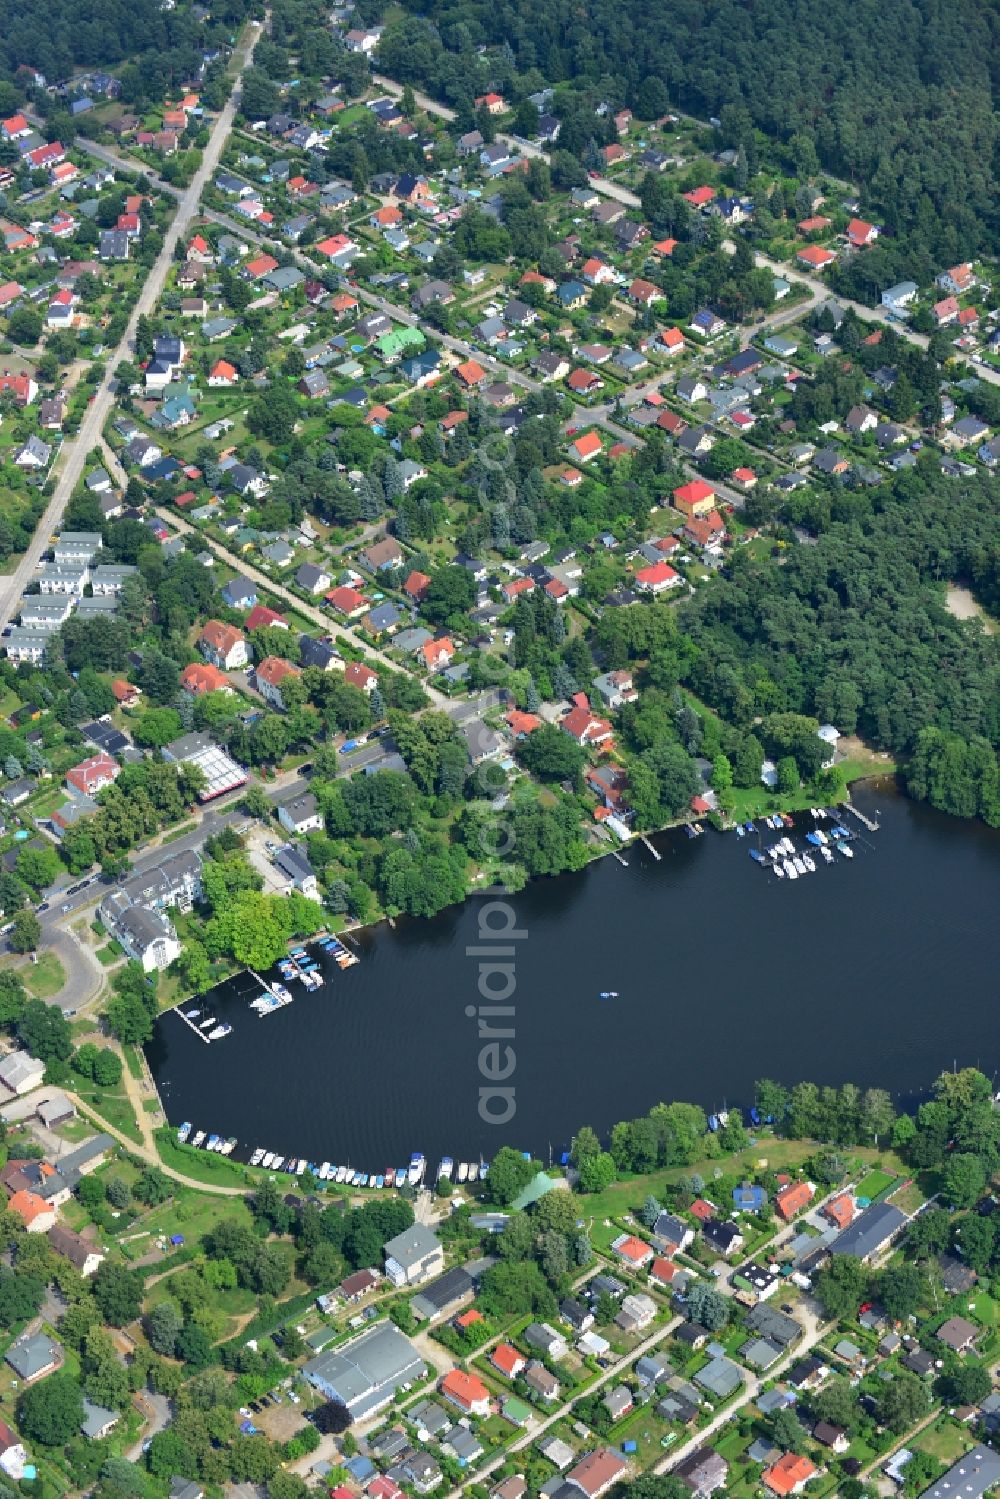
525,679 -> 540,713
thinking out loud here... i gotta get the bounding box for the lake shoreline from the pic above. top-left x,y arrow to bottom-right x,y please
146,778 -> 1000,1168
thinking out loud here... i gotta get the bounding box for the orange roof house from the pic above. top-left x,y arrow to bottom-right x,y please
181,662 -> 232,695
454,1309 -> 483,1330
245,253 -> 279,279
456,359 -> 486,387
846,218 -> 878,248
440,1369 -> 491,1415
823,1194 -> 855,1230
763,1454 -> 817,1497
403,569 -> 431,601
570,431 -> 603,463
421,637 -> 454,670
111,679 -> 140,707
613,1234 -> 654,1267
672,479 -> 716,517
775,1180 -> 815,1221
8,1189 -> 55,1231
491,1343 -> 527,1378
652,237 -> 678,257
635,561 -> 680,593
797,245 -> 836,269
506,709 -> 541,737
660,326 -> 685,352
797,215 -> 831,235
683,185 -> 715,207
208,358 -> 238,385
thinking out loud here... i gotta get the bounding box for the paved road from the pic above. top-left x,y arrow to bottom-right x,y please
151,505 -> 450,706
0,18 -> 263,636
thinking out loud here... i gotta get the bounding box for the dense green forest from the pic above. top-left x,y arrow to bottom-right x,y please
676,464 -> 1000,822
385,0 -> 999,262
0,0 -> 251,89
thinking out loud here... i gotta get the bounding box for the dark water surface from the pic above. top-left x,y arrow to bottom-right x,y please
146,784 -> 1000,1173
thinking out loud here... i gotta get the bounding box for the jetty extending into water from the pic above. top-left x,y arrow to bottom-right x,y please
844,801 -> 880,832
640,834 -> 662,861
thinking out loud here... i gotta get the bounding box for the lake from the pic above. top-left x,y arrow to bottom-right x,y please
146,782 -> 1000,1175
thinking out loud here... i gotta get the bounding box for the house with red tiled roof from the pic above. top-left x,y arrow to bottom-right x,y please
456,359 -> 486,387
683,185 -> 715,208
651,237 -> 678,257
775,1181 -> 815,1221
181,662 -> 233,696
673,479 -> 716,517
763,1454 -> 817,1497
245,605 -> 288,632
629,278 -> 658,306
326,586 -> 369,618
421,637 -> 454,671
506,709 -> 541,738
822,1194 -> 854,1230
582,256 -> 615,286
187,233 -> 213,262
568,368 -> 602,395
8,1190 -> 55,1232
659,326 -> 685,353
846,218 -> 878,248
635,561 -> 680,594
684,513 -> 726,550
561,701 -> 613,748
368,1478 -> 403,1499
689,1198 -> 716,1221
566,1448 -> 630,1499
503,577 -> 535,602
491,1343 -> 527,1379
958,305 -> 980,329
344,660 -> 379,694
570,431 -> 603,464
612,1233 -> 654,1268
938,263 -> 976,296
199,620 -> 248,670
797,216 -> 831,235
797,245 -> 836,270
66,753 -> 119,798
111,679 -> 140,708
440,1369 -> 491,1416
475,92 -> 506,115
244,252 -> 279,280
254,656 -> 301,710
208,358 -> 238,386
403,569 -> 431,601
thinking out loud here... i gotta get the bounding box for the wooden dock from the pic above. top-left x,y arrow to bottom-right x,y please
177,1009 -> 210,1044
611,848 -> 629,866
844,802 -> 879,832
640,834 -> 662,861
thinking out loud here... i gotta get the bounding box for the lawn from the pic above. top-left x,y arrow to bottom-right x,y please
913,1417 -> 976,1465
74,1084 -> 143,1145
856,1169 -> 896,1201
14,950 -> 66,999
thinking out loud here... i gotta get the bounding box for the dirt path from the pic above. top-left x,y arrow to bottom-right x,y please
67,1087 -> 248,1197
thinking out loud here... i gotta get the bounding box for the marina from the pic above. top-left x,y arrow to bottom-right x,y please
147,782 -> 1000,1165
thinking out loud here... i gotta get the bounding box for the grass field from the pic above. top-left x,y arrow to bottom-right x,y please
155,1128 -> 251,1189
75,1083 -> 143,1145
6,950 -> 66,998
856,1169 -> 895,1200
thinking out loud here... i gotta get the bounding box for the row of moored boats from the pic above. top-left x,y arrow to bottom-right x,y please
177,1123 -> 236,1152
